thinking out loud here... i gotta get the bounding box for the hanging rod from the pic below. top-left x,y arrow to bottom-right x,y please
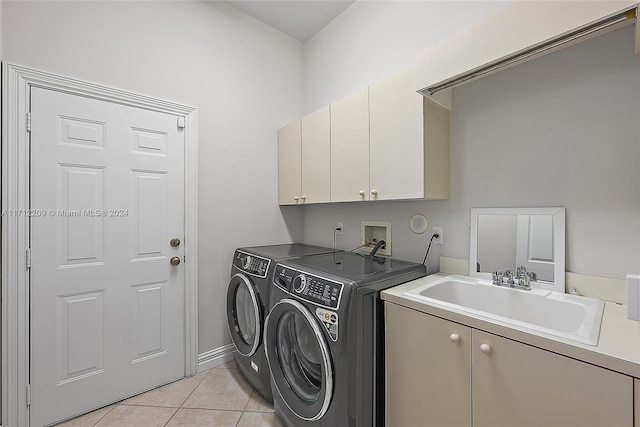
423,8 -> 637,96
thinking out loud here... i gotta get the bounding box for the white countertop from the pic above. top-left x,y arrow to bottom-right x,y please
382,274 -> 640,378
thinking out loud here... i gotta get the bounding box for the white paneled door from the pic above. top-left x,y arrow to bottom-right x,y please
29,87 -> 185,427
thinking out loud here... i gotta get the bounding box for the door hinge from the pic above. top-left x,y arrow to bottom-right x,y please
26,248 -> 32,269
177,116 -> 185,129
26,384 -> 31,406
27,111 -> 32,133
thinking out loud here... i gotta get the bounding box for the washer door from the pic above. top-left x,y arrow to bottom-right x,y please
226,273 -> 263,356
265,298 -> 333,421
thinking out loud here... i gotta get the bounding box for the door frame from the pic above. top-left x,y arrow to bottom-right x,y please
1,62 -> 199,427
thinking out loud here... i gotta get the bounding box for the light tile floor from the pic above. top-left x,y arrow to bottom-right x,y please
56,362 -> 282,427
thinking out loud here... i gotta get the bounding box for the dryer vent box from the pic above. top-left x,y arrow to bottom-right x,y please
361,221 -> 391,256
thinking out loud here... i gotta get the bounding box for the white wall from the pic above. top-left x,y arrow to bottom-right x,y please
0,1 -> 3,59
303,6 -> 640,280
1,1 -> 306,354
303,1 -> 509,113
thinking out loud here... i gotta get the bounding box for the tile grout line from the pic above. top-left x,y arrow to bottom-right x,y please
90,405 -> 117,427
161,407 -> 180,427
176,368 -> 212,408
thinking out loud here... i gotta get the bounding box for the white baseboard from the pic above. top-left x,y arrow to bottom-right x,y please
197,344 -> 237,373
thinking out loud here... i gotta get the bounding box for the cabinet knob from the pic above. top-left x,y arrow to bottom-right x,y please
480,343 -> 491,354
359,191 -> 365,196
449,333 -> 460,344
294,196 -> 299,201
371,190 -> 378,196
301,195 -> 306,201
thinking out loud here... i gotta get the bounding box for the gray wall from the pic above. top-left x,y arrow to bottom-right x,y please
303,11 -> 640,279
1,1 -> 306,355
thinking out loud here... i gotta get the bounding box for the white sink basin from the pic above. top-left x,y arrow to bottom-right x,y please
403,275 -> 604,346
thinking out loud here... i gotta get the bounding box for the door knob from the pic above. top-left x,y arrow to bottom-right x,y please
170,238 -> 181,247
170,256 -> 181,266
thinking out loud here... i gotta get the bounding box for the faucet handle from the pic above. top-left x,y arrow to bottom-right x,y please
519,274 -> 531,289
516,265 -> 527,276
527,271 -> 537,282
492,271 -> 500,285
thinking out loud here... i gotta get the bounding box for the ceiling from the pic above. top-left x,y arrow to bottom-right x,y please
225,1 -> 355,42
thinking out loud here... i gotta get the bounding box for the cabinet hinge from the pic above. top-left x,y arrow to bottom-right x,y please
26,384 -> 31,406
177,116 -> 185,129
26,248 -> 32,269
27,112 -> 32,133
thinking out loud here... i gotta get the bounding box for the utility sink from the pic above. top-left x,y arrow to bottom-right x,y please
403,275 -> 604,346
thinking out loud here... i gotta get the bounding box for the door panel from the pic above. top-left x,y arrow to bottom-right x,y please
30,87 -> 185,427
57,291 -> 106,383
58,165 -> 106,266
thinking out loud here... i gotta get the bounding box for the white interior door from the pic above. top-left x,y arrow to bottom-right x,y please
29,87 -> 185,427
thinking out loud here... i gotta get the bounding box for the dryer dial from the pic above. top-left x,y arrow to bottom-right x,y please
293,274 -> 307,293
240,255 -> 252,270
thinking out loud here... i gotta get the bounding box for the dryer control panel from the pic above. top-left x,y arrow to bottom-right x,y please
274,264 -> 343,309
233,250 -> 270,278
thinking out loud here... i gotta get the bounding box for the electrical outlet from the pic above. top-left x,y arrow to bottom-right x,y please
337,222 -> 344,235
432,226 -> 443,245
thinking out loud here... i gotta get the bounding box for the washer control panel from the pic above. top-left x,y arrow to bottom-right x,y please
233,250 -> 270,278
274,264 -> 343,309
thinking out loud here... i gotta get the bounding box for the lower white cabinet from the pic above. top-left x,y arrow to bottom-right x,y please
385,301 -> 472,427
635,379 -> 639,427
385,302 -> 635,427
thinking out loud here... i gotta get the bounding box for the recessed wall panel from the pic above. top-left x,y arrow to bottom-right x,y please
58,291 -> 105,384
131,282 -> 166,362
59,165 -> 105,267
59,116 -> 105,148
131,171 -> 166,259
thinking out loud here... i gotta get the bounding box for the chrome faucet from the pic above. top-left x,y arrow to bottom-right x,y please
492,268 -> 513,286
493,266 -> 536,291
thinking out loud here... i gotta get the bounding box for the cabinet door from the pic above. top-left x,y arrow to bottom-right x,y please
330,88 -> 369,202
301,106 -> 330,203
370,66 -> 424,201
385,302 -> 472,427
278,120 -> 301,205
635,379 -> 639,427
472,329 -> 633,427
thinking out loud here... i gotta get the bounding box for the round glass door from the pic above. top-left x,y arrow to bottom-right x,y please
226,273 -> 262,356
265,298 -> 333,421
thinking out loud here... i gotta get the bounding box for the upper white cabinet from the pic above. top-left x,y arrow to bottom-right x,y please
417,1 -> 639,101
278,120 -> 301,205
330,88 -> 370,202
370,66 -> 450,201
278,108 -> 331,205
301,106 -> 331,204
278,66 -> 450,205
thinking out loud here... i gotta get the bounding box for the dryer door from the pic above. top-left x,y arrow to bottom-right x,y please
265,298 -> 333,421
226,273 -> 263,356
